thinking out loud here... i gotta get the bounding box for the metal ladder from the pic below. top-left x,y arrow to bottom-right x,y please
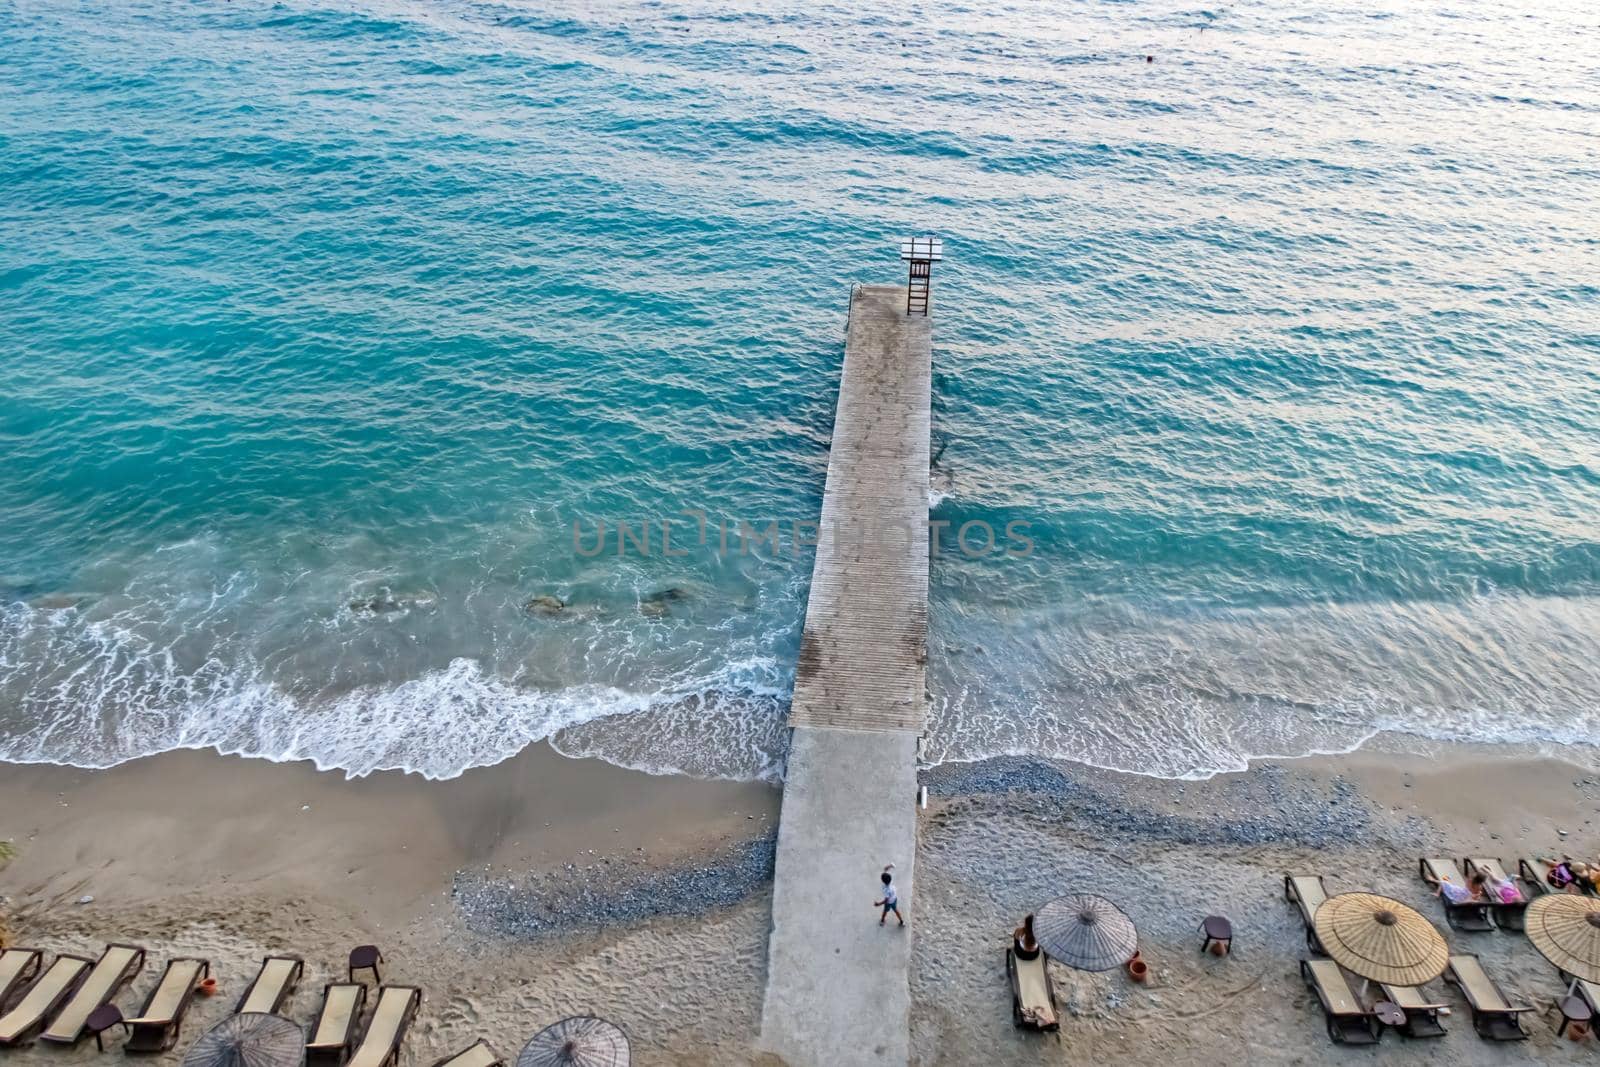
906,259 -> 930,316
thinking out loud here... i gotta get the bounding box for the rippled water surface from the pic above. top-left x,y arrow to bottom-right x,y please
3,0 -> 1598,780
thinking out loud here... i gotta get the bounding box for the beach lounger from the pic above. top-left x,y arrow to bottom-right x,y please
430,1038 -> 502,1067
1301,958 -> 1381,1044
1463,857 -> 1532,930
345,986 -> 421,1067
1443,954 -> 1532,1040
39,943 -> 147,1045
0,949 -> 43,1012
1378,982 -> 1448,1039
0,955 -> 92,1046
124,957 -> 209,1053
1418,857 -> 1493,932
1518,857 -> 1596,897
236,955 -> 304,1015
307,983 -> 368,1066
1283,874 -> 1328,954
1005,948 -> 1059,1032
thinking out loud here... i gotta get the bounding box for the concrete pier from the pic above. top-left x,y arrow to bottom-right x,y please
759,285 -> 931,1066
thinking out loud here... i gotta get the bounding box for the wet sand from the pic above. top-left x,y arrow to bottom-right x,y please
3,742 -> 1599,1064
0,744 -> 779,927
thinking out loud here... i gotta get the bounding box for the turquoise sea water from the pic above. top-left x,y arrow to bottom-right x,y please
2,0 -> 1598,781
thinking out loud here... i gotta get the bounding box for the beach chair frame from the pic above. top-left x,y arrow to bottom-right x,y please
346,985 -> 422,1067
39,942 -> 147,1045
429,1039 -> 503,1067
1462,857 -> 1532,931
1283,874 -> 1329,954
125,957 -> 211,1053
0,954 -> 93,1047
1005,947 -> 1060,1035
1378,982 -> 1448,1039
236,955 -> 305,1015
0,949 -> 44,1013
1443,954 -> 1532,1041
1418,858 -> 1494,932
307,982 -> 369,1066
1301,959 -> 1381,1044
1519,857 -> 1598,898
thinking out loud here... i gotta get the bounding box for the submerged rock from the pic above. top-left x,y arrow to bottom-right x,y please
30,594 -> 88,611
525,594 -> 565,616
348,592 -> 437,615
639,585 -> 692,619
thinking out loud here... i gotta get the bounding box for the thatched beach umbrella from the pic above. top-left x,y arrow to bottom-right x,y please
517,1016 -> 630,1067
1033,893 -> 1139,971
183,1013 -> 304,1067
1526,893 -> 1600,991
1313,892 -> 1448,988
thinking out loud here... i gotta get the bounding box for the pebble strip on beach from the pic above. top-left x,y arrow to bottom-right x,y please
453,829 -> 779,938
448,754 -> 1442,944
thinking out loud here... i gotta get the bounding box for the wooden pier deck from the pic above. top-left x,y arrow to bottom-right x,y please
759,284 -> 930,1066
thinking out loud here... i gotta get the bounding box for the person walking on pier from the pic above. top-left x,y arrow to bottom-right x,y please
876,864 -> 905,927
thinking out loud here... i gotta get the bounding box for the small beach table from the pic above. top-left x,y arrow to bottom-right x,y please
1200,915 -> 1233,955
1373,1002 -> 1405,1030
85,1005 -> 128,1051
1556,994 -> 1592,1039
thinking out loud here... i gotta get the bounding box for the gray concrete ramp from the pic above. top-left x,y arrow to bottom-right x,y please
761,728 -> 918,1065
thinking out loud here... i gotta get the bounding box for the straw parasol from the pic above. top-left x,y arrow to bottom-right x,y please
517,1016 -> 630,1067
1033,893 -> 1139,971
1313,892 -> 1448,988
183,1013 -> 304,1067
1526,893 -> 1600,987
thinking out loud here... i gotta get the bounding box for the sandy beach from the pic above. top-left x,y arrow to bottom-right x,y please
0,745 -> 780,1065
4,740 -> 1600,1064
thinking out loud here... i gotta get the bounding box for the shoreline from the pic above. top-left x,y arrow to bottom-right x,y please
9,718 -> 1599,792
5,740 -> 1600,1063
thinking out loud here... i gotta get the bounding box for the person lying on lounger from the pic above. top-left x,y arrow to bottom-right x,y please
1013,915 -> 1041,961
1543,857 -> 1579,891
1486,872 -> 1525,904
1437,872 -> 1487,904
1574,861 -> 1599,893
1540,857 -> 1597,893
